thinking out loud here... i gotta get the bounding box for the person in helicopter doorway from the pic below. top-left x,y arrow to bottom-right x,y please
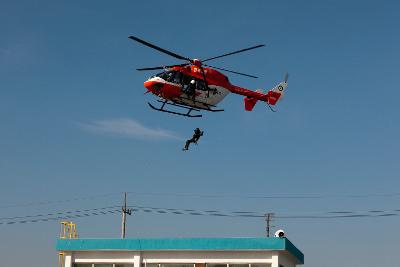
184,79 -> 196,97
182,128 -> 204,151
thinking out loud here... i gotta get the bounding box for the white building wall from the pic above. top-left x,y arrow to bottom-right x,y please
275,253 -> 297,267
142,251 -> 274,264
271,255 -> 278,267
67,250 -> 299,267
64,252 -> 73,267
73,251 -> 140,264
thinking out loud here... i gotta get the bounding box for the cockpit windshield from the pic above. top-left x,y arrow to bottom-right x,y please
153,70 -> 208,91
155,71 -> 174,82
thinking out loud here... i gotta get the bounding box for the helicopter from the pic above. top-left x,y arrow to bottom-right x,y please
129,35 -> 289,118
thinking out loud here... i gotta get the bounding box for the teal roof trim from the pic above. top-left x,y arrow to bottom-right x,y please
56,238 -> 303,264
284,238 -> 304,264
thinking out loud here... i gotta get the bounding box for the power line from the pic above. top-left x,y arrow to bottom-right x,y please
127,205 -> 400,219
0,209 -> 120,225
0,206 -> 119,222
129,204 -> 400,216
125,191 -> 400,199
0,193 -> 122,209
275,213 -> 399,219
1,204 -> 399,226
2,190 -> 400,210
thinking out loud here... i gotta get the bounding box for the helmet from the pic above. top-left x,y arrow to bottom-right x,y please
190,80 -> 195,84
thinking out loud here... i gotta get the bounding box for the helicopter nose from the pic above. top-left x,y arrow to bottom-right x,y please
144,80 -> 164,92
144,80 -> 153,90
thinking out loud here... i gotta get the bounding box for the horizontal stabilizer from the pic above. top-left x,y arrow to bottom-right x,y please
244,89 -> 263,111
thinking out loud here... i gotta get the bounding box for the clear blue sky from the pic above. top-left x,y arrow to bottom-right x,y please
1,0 -> 399,266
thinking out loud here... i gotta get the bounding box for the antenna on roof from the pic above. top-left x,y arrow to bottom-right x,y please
265,213 -> 275,237
121,192 -> 132,238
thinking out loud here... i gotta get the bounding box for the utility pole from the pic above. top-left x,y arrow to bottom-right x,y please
121,192 -> 132,239
265,212 -> 274,237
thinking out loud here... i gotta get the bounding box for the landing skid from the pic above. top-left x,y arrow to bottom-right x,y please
148,101 -> 202,118
174,97 -> 224,112
148,99 -> 225,118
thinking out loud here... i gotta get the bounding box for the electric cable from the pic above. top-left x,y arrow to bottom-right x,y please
0,206 -> 120,224
128,205 -> 400,219
0,209 -> 120,225
0,193 -> 122,209
125,191 -> 400,199
2,190 -> 400,210
1,204 -> 399,226
0,206 -> 119,221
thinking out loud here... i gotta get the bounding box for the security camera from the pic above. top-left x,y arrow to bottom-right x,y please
274,229 -> 285,238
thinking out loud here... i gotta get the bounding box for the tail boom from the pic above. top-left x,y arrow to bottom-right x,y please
230,76 -> 288,111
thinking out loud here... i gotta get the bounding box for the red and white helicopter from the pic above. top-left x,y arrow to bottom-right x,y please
129,35 -> 289,118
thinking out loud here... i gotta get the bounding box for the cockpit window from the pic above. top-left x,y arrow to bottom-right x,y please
155,70 -> 209,91
155,70 -> 183,83
173,71 -> 182,84
158,71 -> 174,82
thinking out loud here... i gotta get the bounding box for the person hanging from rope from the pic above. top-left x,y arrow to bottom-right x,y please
182,128 -> 204,151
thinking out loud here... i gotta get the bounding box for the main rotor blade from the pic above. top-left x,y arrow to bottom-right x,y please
129,35 -> 192,62
137,66 -> 165,71
203,64 -> 258,78
284,72 -> 289,83
202,44 -> 265,62
137,63 -> 189,71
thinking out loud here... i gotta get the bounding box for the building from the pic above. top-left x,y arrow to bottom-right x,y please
56,237 -> 304,267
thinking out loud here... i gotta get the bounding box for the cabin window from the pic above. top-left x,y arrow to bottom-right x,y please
156,70 -> 209,91
157,71 -> 177,82
180,74 -> 207,91
195,79 -> 206,91
173,71 -> 182,84
181,74 -> 192,85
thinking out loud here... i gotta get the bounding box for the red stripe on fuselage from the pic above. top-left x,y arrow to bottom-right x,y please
144,80 -> 182,99
229,85 -> 268,101
171,66 -> 231,88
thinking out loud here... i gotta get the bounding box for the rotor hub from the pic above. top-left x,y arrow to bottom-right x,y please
192,59 -> 202,67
